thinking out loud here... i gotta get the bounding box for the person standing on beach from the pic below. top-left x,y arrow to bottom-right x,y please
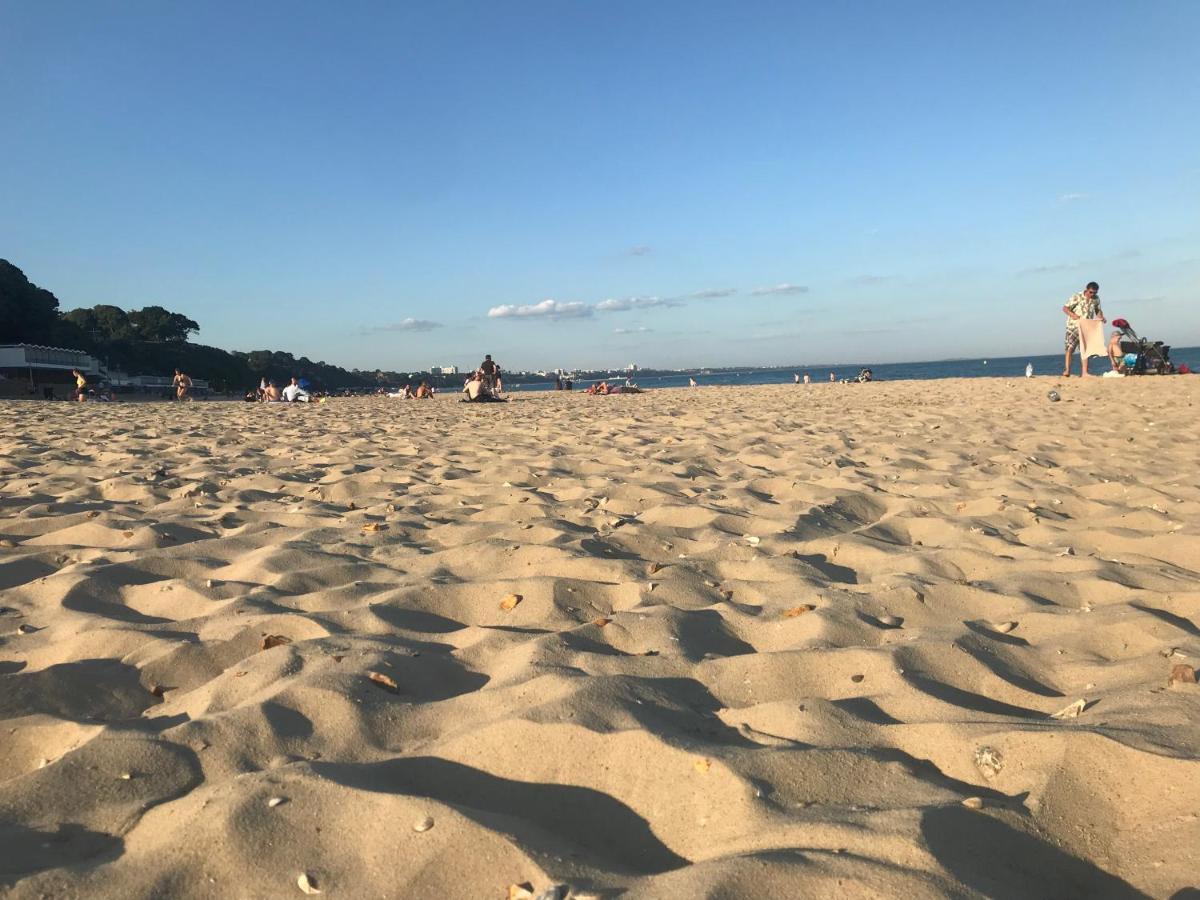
1062,281 -> 1105,377
478,354 -> 498,390
71,368 -> 88,401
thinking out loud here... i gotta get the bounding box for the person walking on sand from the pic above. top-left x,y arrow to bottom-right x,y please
173,369 -> 193,401
71,368 -> 88,401
1062,281 -> 1106,377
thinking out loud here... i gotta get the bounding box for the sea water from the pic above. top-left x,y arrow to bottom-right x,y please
520,347 -> 1200,392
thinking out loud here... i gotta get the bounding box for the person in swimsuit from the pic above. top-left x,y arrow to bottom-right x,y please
173,369 -> 193,401
71,369 -> 88,401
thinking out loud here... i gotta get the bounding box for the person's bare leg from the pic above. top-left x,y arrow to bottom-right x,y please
1080,349 -> 1090,378
1063,348 -> 1072,376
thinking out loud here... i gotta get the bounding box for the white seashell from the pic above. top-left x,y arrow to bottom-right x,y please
267,796 -> 286,808
744,535 -> 761,546
974,746 -> 1003,779
961,797 -> 984,810
1050,698 -> 1087,719
877,614 -> 903,628
413,816 -> 434,833
990,621 -> 1018,634
297,872 -> 322,894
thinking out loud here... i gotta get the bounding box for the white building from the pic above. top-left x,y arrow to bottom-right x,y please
0,343 -> 101,375
431,365 -> 459,376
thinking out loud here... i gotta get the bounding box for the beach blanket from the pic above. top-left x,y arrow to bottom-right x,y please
1078,318 -> 1106,359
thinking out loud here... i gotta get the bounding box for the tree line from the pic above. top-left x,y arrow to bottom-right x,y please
1,259 -> 398,391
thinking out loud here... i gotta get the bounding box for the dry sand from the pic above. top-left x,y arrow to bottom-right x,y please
1,377 -> 1198,899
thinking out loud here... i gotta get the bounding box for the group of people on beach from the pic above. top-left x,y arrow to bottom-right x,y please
246,376 -> 327,403
1061,281 -> 1128,377
461,355 -> 507,402
54,290 -> 1151,407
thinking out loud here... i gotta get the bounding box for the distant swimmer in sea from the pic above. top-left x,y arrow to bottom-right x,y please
173,369 -> 193,401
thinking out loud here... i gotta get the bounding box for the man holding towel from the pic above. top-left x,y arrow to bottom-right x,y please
1062,281 -> 1105,377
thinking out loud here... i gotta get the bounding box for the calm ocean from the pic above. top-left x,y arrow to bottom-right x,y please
514,346 -> 1200,392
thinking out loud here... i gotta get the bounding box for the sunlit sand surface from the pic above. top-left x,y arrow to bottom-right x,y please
2,377 -> 1198,897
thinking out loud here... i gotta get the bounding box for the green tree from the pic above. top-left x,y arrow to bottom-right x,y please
0,259 -> 61,343
128,305 -> 199,342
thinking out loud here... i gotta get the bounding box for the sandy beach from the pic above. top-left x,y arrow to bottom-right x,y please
1,377 -> 1198,898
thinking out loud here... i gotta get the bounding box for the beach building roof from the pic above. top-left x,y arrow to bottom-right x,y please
0,343 -> 101,373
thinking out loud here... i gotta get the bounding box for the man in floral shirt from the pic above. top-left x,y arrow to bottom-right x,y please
1062,281 -> 1105,377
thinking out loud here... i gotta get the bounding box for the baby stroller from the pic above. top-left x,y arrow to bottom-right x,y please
1110,318 -> 1174,375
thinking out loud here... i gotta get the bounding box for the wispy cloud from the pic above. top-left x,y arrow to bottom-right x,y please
613,326 -> 652,335
1018,262 -> 1082,276
849,274 -> 895,285
687,288 -> 738,300
750,282 -> 809,296
628,245 -> 651,256
596,296 -> 680,312
488,299 -> 592,319
1058,192 -> 1090,202
360,317 -> 443,334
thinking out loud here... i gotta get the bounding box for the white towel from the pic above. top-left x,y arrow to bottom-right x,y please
1077,318 -> 1106,359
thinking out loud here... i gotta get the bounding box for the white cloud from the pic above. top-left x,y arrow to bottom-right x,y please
687,288 -> 738,299
750,283 -> 810,296
596,295 -> 679,312
628,245 -> 651,256
1058,192 -> 1090,202
613,326 -> 652,334
487,299 -> 592,319
361,318 -> 443,334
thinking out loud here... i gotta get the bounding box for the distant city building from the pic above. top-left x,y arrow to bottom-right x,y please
627,363 -> 638,372
431,365 -> 459,376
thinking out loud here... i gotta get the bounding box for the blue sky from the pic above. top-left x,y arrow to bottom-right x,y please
3,1 -> 1197,371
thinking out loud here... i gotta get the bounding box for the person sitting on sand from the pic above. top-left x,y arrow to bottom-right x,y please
586,380 -> 610,395
462,372 -> 506,402
415,381 -> 434,399
401,384 -> 415,399
71,368 -> 88,401
173,369 -> 193,401
264,380 -> 282,402
1107,330 -> 1126,372
462,372 -> 490,401
282,376 -> 310,402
